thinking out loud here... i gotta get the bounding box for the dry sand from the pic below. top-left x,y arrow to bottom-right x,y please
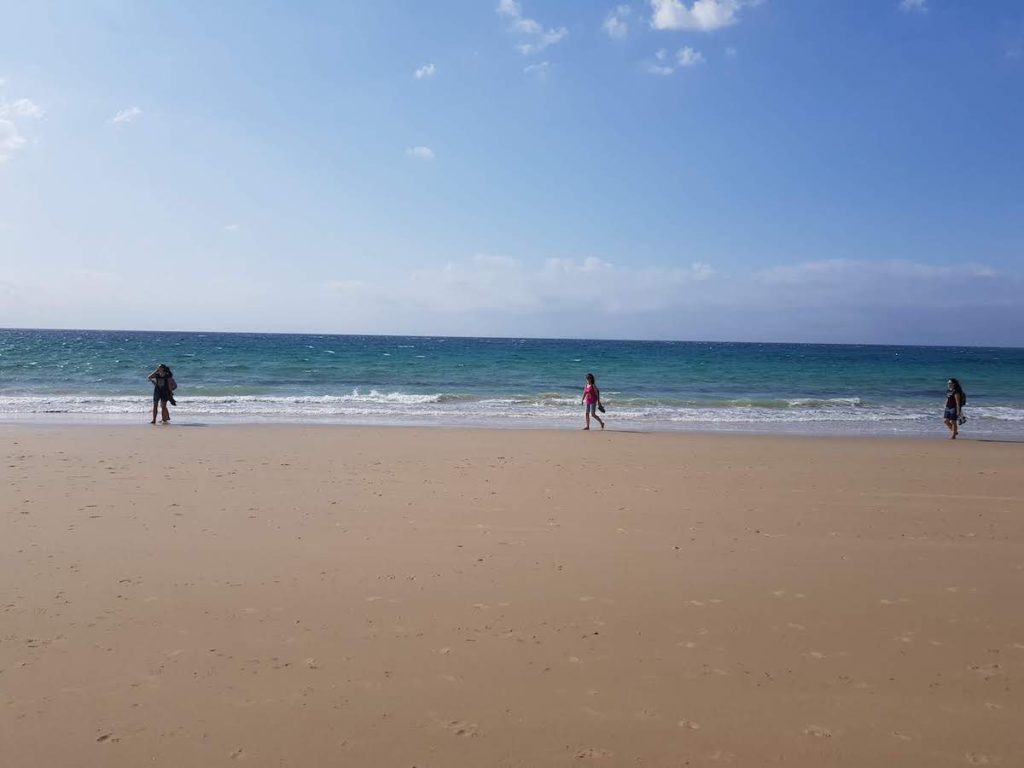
2,425 -> 1023,767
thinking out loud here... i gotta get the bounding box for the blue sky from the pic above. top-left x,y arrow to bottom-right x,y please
1,0 -> 1022,345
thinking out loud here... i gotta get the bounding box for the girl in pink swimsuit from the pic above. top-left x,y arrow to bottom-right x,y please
581,372 -> 605,431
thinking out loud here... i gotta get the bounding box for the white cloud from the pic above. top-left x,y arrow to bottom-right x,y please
899,0 -> 927,12
650,0 -> 743,32
4,98 -> 45,119
406,145 -> 435,160
414,63 -> 437,79
497,0 -> 568,55
112,106 -> 142,124
0,118 -> 26,162
677,46 -> 705,66
524,61 -> 550,78
0,95 -> 44,162
603,5 -> 632,39
224,224 -> 240,232
647,47 -> 704,75
313,255 -> 1021,343
725,46 -> 738,58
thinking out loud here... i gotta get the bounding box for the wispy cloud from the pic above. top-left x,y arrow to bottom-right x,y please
406,145 -> 435,160
677,47 -> 705,66
647,47 -> 705,75
316,255 -> 1022,343
224,224 -> 240,232
603,5 -> 632,39
497,0 -> 568,55
524,61 -> 550,78
112,106 -> 142,124
2,98 -> 45,119
899,0 -> 927,13
650,0 -> 745,32
414,63 -> 437,79
0,95 -> 44,163
0,120 -> 26,162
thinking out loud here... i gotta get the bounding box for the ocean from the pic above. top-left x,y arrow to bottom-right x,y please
1,329 -> 1022,437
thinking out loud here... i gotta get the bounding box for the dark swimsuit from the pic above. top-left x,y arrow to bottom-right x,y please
944,390 -> 959,421
153,375 -> 172,403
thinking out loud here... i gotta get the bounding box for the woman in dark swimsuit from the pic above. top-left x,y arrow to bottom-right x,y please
943,377 -> 964,440
148,364 -> 176,424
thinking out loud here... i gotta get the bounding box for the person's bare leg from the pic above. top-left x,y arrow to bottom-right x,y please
161,401 -> 170,423
584,409 -> 590,430
151,402 -> 158,424
596,414 -> 605,429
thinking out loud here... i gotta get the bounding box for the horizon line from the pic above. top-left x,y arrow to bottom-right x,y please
2,326 -> 1021,352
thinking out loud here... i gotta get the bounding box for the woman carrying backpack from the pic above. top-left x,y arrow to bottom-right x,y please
943,378 -> 966,439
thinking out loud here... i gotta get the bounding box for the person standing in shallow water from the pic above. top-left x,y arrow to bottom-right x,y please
944,377 -> 965,439
148,364 -> 176,424
582,372 -> 605,431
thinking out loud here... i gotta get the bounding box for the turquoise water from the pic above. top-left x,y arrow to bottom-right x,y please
1,329 -> 1022,436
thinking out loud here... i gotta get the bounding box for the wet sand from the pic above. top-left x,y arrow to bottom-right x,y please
2,425 -> 1023,767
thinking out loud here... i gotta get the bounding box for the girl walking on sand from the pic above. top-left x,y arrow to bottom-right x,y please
582,372 -> 605,431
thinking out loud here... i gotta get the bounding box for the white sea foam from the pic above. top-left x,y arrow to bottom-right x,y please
2,392 -> 1023,437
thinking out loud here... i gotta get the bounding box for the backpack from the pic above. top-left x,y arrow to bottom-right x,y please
959,387 -> 966,406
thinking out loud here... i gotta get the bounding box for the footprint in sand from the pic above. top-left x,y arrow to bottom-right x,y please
965,753 -> 1001,765
892,731 -> 913,741
229,748 -> 245,760
574,747 -> 613,759
678,719 -> 701,730
441,719 -> 479,737
968,664 -> 1001,679
705,750 -> 737,763
804,725 -> 833,738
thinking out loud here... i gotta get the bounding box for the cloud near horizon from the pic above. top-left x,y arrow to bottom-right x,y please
3,255 -> 1021,345
313,255 -> 1023,344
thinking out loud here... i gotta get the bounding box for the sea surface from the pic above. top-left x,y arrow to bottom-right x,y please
1,329 -> 1022,437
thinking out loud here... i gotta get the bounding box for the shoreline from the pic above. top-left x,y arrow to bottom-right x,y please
2,413 -> 1018,441
0,421 -> 999,444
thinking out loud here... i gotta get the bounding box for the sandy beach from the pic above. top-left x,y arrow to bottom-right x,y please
2,425 -> 1023,767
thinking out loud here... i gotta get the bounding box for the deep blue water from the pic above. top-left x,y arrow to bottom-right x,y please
1,329 -> 1021,436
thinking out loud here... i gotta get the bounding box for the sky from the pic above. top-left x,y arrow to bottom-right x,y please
1,0 -> 1022,345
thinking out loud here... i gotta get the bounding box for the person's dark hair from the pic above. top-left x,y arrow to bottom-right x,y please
586,372 -> 595,384
160,363 -> 173,377
948,377 -> 962,394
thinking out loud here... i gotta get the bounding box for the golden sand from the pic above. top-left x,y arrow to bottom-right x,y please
2,426 -> 1023,767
